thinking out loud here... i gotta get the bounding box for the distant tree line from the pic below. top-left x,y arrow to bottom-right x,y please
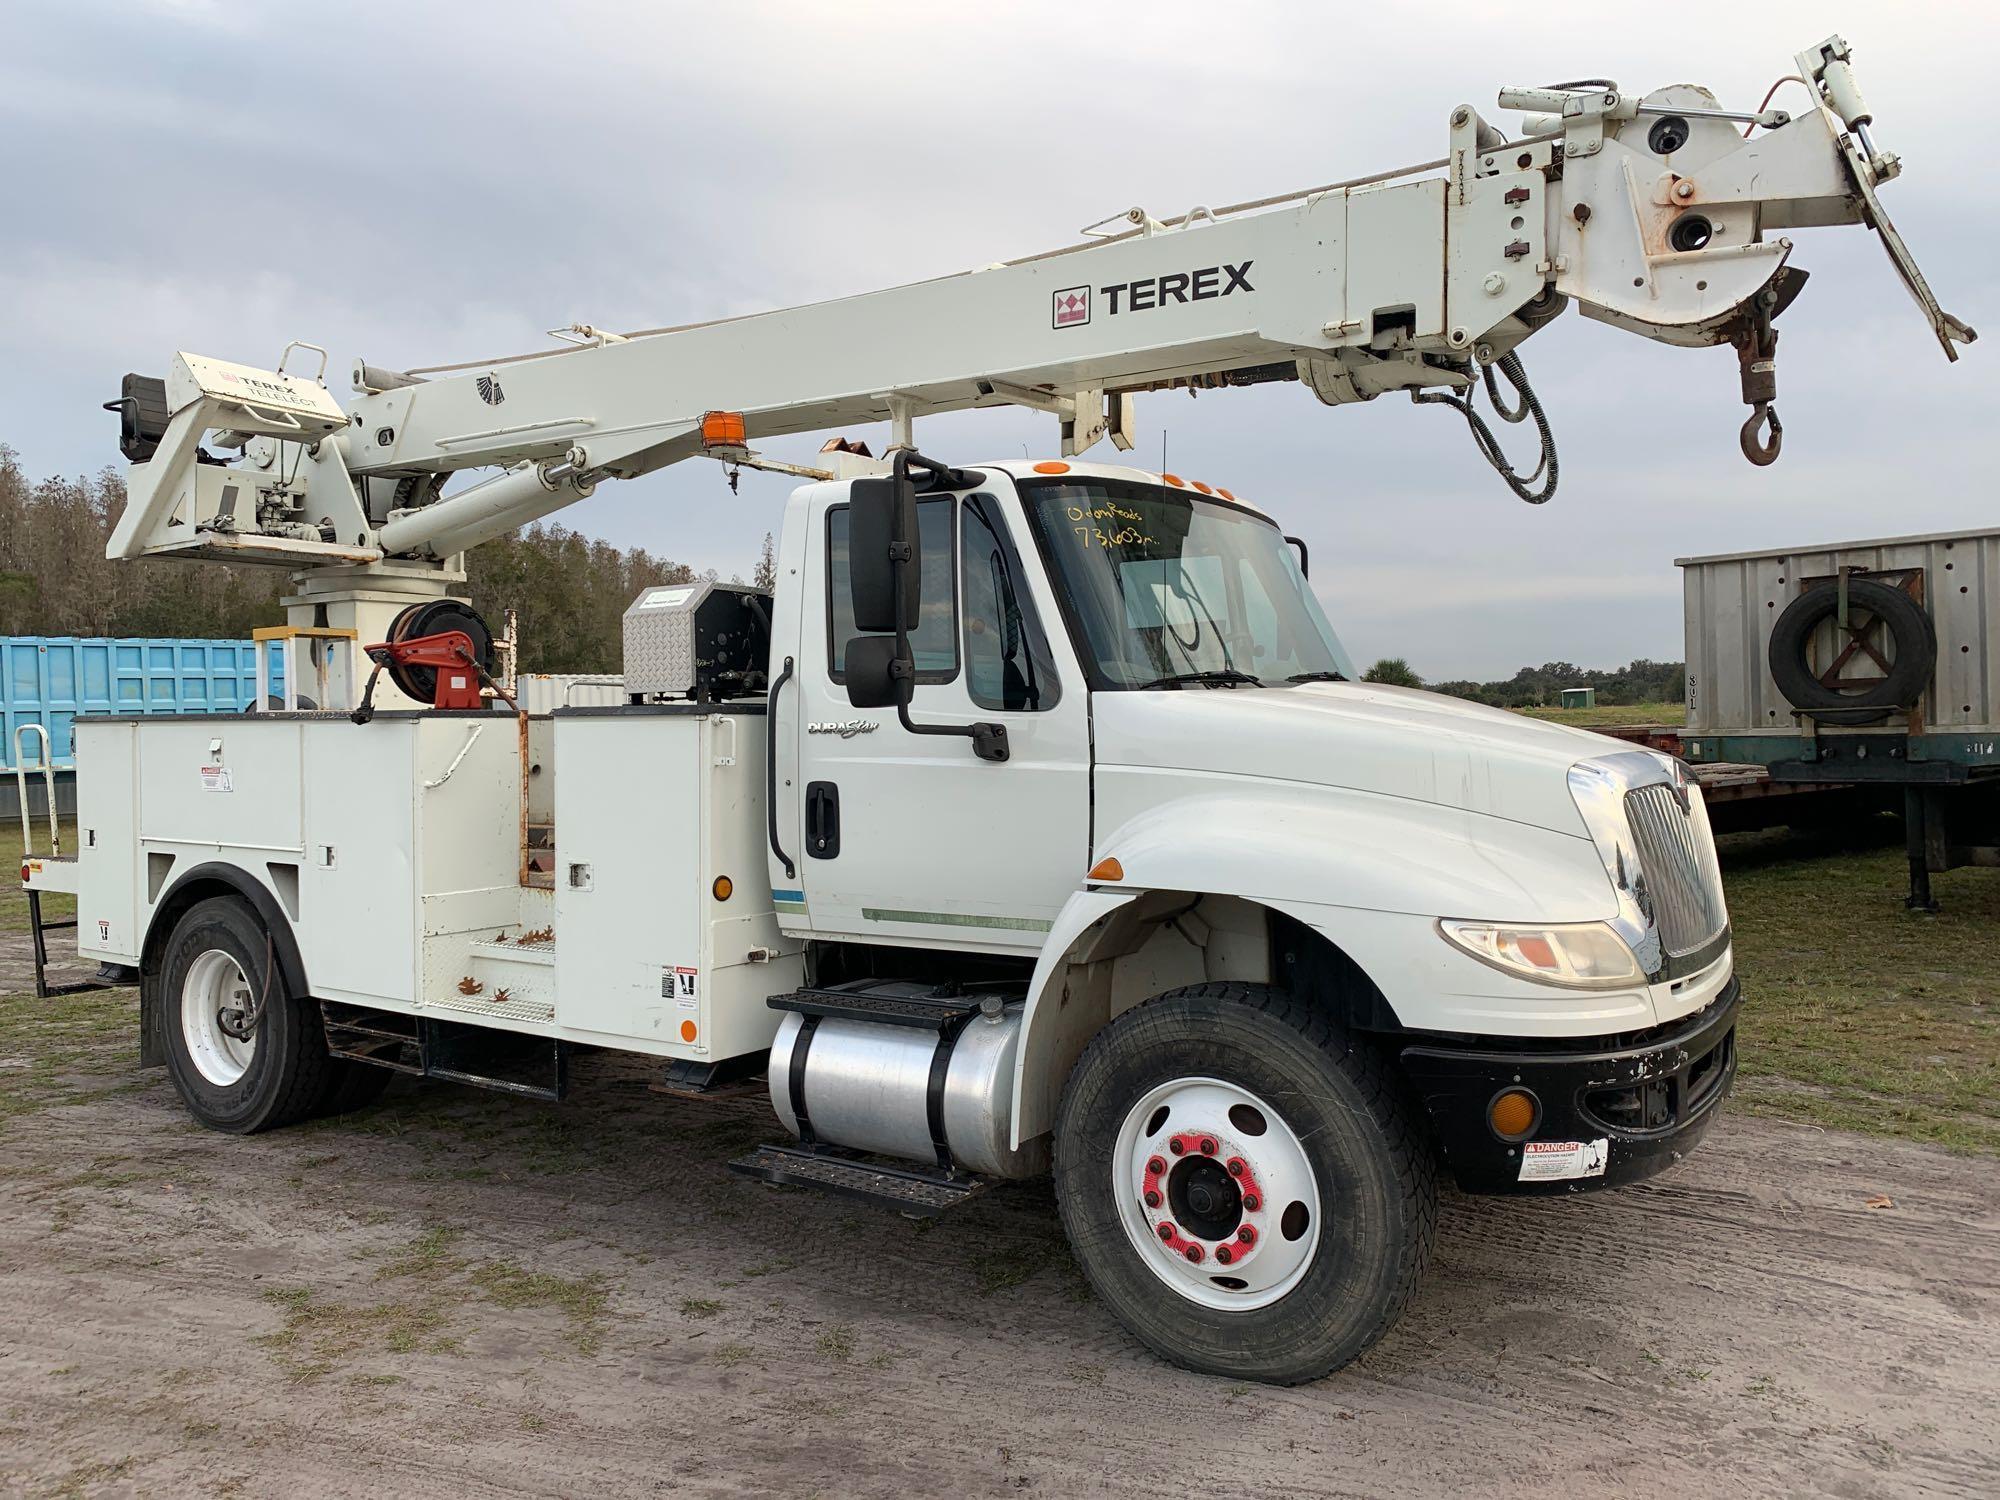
1364,653 -> 1686,707
0,446 -> 775,674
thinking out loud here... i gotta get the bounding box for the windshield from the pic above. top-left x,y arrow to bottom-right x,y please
1021,479 -> 1355,689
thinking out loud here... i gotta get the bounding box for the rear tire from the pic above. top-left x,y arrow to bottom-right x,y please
1053,982 -> 1435,1384
161,896 -> 332,1134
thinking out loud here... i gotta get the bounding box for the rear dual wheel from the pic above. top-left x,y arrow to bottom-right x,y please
161,896 -> 386,1132
1053,982 -> 1436,1384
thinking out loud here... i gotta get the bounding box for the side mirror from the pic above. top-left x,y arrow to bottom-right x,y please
847,475 -> 918,634
844,634 -> 906,709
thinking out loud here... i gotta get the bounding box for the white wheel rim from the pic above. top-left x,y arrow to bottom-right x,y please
1113,1076 -> 1323,1311
180,948 -> 257,1086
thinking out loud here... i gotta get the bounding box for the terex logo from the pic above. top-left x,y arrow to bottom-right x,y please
1098,261 -> 1253,319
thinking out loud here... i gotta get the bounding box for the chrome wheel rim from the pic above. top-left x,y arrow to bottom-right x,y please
180,948 -> 256,1086
1113,1076 -> 1322,1311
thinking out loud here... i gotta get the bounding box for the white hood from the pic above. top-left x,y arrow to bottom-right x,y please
1092,681 -> 1622,837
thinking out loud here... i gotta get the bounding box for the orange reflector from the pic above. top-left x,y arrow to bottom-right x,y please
1216,487 -> 1237,502
1488,1089 -> 1538,1141
680,1019 -> 698,1043
1191,480 -> 1213,495
1514,934 -> 1560,971
1161,473 -> 1185,487
712,875 -> 733,901
1032,460 -> 1071,474
1088,856 -> 1124,882
700,410 -> 747,448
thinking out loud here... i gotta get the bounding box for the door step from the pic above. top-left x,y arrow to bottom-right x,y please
768,980 -> 988,1032
730,1143 -> 991,1217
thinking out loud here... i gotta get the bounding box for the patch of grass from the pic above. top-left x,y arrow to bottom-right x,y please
970,1241 -> 1056,1296
679,1296 -> 723,1319
40,1456 -> 135,1499
257,1286 -> 458,1384
813,1324 -> 854,1362
467,1261 -> 609,1354
0,986 -> 143,1133
1515,700 -> 1682,727
374,1225 -> 465,1282
1722,829 -> 2000,1154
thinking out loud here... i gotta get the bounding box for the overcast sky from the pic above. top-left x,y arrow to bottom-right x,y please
3,1 -> 1992,679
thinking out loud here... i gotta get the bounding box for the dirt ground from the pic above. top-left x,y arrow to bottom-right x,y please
2,932 -> 1996,1500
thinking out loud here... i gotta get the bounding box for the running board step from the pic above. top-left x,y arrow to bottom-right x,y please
321,1001 -> 568,1101
768,980 -> 989,1032
730,1143 -> 991,1217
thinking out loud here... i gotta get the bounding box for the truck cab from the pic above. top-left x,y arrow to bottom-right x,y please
756,455 -> 1738,1370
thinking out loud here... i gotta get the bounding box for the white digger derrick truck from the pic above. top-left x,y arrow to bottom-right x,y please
23,38 -> 1974,1382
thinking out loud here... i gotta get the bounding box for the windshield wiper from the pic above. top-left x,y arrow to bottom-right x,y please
1139,669 -> 1265,690
1286,670 -> 1347,684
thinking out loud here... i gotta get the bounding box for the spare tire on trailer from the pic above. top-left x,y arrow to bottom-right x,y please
1767,577 -> 1935,717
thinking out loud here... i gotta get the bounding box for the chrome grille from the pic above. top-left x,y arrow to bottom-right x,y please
1623,784 -> 1728,957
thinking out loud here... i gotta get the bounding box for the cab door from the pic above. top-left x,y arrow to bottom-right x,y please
789,481 -> 1089,952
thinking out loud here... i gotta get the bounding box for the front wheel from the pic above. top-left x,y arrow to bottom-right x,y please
1053,982 -> 1436,1384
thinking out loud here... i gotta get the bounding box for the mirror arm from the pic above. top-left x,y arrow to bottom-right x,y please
884,457 -> 1009,762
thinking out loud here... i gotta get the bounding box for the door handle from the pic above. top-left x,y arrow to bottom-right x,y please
805,781 -> 840,859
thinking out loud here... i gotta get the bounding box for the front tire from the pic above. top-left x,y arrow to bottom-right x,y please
1053,982 -> 1436,1384
161,896 -> 332,1134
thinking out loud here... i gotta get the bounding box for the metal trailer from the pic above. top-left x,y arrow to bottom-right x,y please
3,635 -> 288,819
515,674 -> 625,715
1677,526 -> 2000,905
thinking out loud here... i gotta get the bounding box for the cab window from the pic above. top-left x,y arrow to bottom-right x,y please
827,500 -> 958,681
961,495 -> 1061,711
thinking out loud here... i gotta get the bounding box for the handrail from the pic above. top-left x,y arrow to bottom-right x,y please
13,725 -> 60,859
767,655 -> 796,880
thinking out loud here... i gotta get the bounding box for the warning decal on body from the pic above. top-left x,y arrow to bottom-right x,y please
672,967 -> 699,1008
1518,1139 -> 1609,1183
199,766 -> 234,793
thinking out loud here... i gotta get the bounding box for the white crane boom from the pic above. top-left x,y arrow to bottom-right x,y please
105,36 -> 1970,581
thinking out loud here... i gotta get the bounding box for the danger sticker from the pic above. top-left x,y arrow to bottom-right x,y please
672,966 -> 699,1008
199,766 -> 234,794
1518,1139 -> 1609,1183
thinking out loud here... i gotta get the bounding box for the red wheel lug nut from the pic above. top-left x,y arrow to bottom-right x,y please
1157,1222 -> 1175,1242
1148,1156 -> 1167,1176
1168,1138 -> 1186,1156
1215,1246 -> 1234,1265
1226,1157 -> 1245,1177
1144,1189 -> 1162,1208
1242,1194 -> 1261,1212
1237,1225 -> 1256,1245
1184,1244 -> 1204,1263
1199,1137 -> 1218,1156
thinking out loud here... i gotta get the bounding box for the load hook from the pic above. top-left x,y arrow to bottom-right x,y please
1740,403 -> 1783,465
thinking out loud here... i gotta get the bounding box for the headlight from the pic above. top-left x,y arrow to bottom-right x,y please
1437,919 -> 1644,990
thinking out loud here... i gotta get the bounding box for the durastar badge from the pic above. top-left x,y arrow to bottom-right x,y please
808,719 -> 878,738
